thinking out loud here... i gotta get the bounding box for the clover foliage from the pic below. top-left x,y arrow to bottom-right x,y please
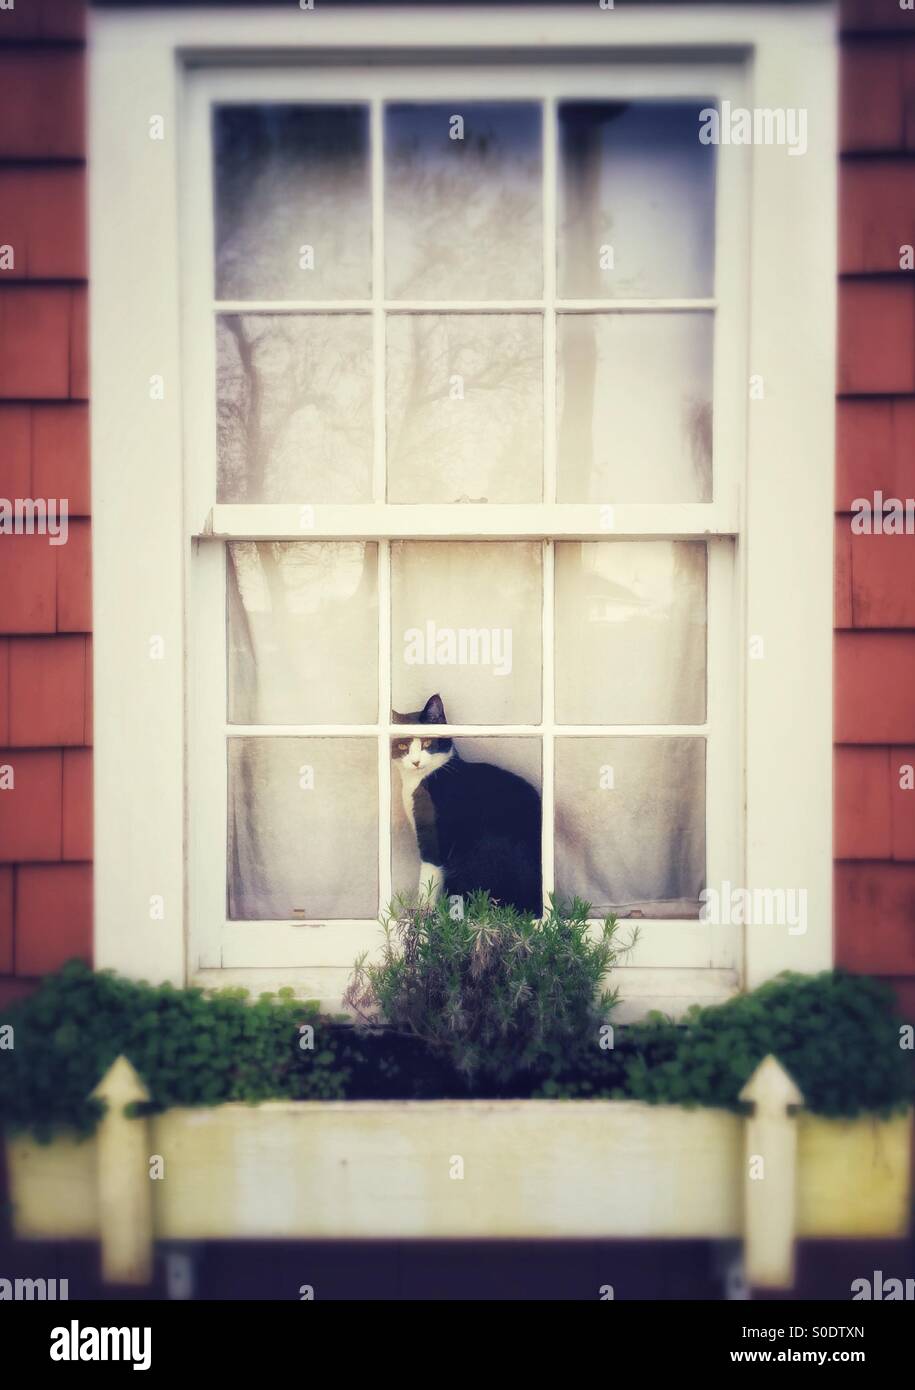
538,970 -> 913,1118
0,961 -> 348,1142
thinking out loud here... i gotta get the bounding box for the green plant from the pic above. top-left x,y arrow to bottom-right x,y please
0,961 -> 351,1142
1,958 -> 909,1141
614,972 -> 912,1118
343,892 -> 637,1083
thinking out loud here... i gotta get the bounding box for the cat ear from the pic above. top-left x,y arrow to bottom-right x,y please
423,693 -> 446,724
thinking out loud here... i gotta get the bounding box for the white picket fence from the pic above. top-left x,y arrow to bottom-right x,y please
6,1054 -> 911,1290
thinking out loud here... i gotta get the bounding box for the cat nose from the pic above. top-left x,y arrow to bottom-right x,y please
411,758 -> 422,767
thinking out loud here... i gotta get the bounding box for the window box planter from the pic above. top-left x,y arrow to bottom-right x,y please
6,1056 -> 910,1293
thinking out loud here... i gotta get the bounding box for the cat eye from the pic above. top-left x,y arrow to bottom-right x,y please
421,739 -> 431,749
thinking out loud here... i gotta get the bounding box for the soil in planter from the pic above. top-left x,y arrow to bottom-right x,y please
327,1025 -> 637,1101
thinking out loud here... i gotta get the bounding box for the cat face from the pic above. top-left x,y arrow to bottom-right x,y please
391,693 -> 454,778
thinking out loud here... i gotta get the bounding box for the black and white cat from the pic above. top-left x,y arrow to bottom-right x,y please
392,694 -> 542,915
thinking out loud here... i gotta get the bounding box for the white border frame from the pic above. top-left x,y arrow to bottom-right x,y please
91,4 -> 836,1013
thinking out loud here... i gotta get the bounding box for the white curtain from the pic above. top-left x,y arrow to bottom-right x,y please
555,541 -> 707,725
554,736 -> 705,919
386,314 -> 542,503
390,540 -> 542,724
228,737 -> 378,921
227,541 -> 378,726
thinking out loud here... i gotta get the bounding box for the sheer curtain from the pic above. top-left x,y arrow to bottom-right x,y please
554,737 -> 705,919
228,737 -> 378,920
226,541 -> 379,920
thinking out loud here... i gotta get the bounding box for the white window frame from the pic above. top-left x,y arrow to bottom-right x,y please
90,4 -> 837,1019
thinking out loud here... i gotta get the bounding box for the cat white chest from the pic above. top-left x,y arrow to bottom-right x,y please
397,747 -> 453,829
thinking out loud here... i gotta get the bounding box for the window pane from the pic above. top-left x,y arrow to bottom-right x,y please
557,312 -> 713,503
558,102 -> 715,300
555,736 -> 705,918
391,736 -> 541,899
385,103 -> 542,300
555,541 -> 706,725
391,541 -> 542,724
228,737 -> 378,920
213,105 -> 371,301
228,541 -> 377,725
386,314 -> 543,503
216,314 -> 373,503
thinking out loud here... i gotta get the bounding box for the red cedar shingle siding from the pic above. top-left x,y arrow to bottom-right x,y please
62,746 -> 92,861
2,0 -> 85,43
14,863 -> 92,974
8,635 -> 89,748
0,51 -> 84,160
835,863 -> 915,974
836,399 -> 915,506
0,639 -> 8,744
840,161 -> 915,275
0,2 -> 911,1003
837,2 -> 915,1003
0,12 -> 90,986
0,168 -> 87,281
0,750 -> 63,862
0,866 -> 12,974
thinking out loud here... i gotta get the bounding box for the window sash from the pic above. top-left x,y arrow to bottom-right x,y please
190,538 -> 739,972
186,60 -> 746,986
185,63 -> 748,530
204,502 -> 738,540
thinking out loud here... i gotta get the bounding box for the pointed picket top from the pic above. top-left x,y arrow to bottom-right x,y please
90,1055 -> 151,1110
739,1054 -> 804,1115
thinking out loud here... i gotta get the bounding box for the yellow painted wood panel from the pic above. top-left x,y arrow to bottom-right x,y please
7,1133 -> 96,1238
797,1113 -> 912,1238
151,1101 -> 743,1240
6,1103 -> 911,1243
